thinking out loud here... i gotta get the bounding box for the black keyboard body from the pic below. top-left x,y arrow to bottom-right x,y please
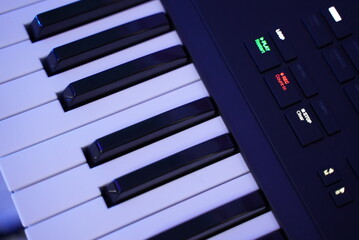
161,0 -> 359,239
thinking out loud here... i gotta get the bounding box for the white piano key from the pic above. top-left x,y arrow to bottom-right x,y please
0,57 -> 198,158
0,0 -> 45,15
0,80 -> 206,192
24,155 -> 247,239
0,0 -> 75,48
0,171 -> 22,234
0,0 -> 166,84
209,212 -> 280,240
99,172 -> 257,240
12,117 -> 229,227
0,31 -> 182,120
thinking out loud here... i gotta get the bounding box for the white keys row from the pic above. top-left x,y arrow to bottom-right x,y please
0,0 -> 45,15
209,212 -> 280,240
0,0 -> 75,48
99,172 -> 257,240
0,31 -> 182,121
13,117 -> 229,227
0,80 -> 206,192
0,57 -> 196,158
0,0 -> 165,84
25,155 -> 251,239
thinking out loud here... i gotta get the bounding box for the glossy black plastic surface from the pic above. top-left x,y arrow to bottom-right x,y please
84,97 -> 217,167
162,0 -> 359,239
101,134 -> 236,207
148,191 -> 267,240
59,45 -> 189,111
43,13 -> 171,75
27,0 -> 149,41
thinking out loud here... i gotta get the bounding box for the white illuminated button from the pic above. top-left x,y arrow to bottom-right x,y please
330,186 -> 353,207
318,167 -> 340,186
269,28 -> 297,62
328,6 -> 342,23
322,6 -> 352,39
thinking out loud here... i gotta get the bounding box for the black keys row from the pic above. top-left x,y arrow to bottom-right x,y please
27,0 -> 150,41
101,134 -> 237,207
148,191 -> 268,240
43,13 -> 172,76
58,45 -> 190,111
84,97 -> 217,168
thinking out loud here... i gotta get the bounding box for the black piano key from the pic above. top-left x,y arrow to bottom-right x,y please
101,134 -> 237,207
58,45 -> 189,111
148,191 -> 268,240
27,0 -> 149,41
43,13 -> 172,76
84,97 -> 217,168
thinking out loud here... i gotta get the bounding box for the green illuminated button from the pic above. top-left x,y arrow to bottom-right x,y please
245,34 -> 281,72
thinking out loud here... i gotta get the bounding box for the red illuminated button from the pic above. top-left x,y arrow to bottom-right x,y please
264,70 -> 301,108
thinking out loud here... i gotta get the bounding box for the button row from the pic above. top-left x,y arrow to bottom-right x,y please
318,156 -> 358,208
302,6 -> 352,48
245,28 -> 297,73
318,167 -> 353,207
264,65 -> 319,109
285,99 -> 340,146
